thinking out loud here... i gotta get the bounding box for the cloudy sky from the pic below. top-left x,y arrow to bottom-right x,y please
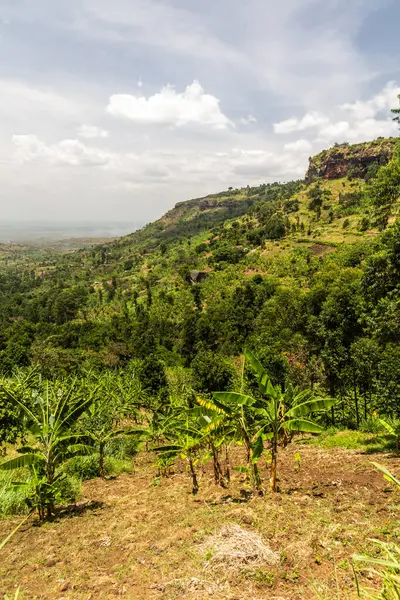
1,0 -> 399,223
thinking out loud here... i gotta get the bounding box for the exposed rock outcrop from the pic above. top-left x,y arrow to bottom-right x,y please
186,270 -> 209,284
306,138 -> 397,182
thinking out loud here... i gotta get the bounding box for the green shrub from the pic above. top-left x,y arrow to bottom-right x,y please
0,470 -> 81,516
360,416 -> 383,434
64,455 -> 132,481
57,475 -> 81,504
0,470 -> 30,516
64,455 -> 100,480
105,437 -> 141,460
359,216 -> 370,231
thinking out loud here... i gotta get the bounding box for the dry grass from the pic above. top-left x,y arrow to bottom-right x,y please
201,523 -> 280,571
1,444 -> 400,599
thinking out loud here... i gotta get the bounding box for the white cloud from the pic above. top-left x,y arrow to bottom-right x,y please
340,81 -> 400,120
1,1 -> 399,223
314,83 -> 400,143
284,139 -> 313,153
316,118 -> 398,144
274,82 -> 400,146
274,112 -> 328,134
78,124 -> 108,139
13,135 -> 109,167
106,81 -> 233,129
240,114 -> 258,125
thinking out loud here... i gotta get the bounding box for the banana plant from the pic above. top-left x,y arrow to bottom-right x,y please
206,350 -> 335,493
244,348 -> 336,492
189,404 -> 235,488
82,399 -> 144,478
197,390 -> 263,492
353,463 -> 400,598
378,418 -> 400,452
0,379 -> 97,520
153,411 -> 205,494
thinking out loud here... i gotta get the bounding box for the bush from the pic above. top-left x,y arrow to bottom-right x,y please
64,455 -> 100,480
105,436 -> 141,460
191,350 -> 235,394
360,416 -> 384,434
0,470 -> 30,516
0,469 -> 81,516
58,475 -> 81,504
359,216 -> 370,232
213,244 -> 244,264
64,455 -> 132,481
264,214 -> 287,240
195,242 -> 208,254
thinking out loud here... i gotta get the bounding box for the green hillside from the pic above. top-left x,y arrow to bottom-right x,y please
0,136 -> 400,419
1,136 -> 400,600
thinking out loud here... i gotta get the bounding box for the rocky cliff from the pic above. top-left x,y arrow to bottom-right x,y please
306,138 -> 397,182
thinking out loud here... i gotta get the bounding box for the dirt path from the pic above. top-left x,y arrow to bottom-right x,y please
1,445 -> 399,599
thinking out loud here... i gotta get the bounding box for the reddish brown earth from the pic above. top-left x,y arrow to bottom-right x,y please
1,445 -> 399,600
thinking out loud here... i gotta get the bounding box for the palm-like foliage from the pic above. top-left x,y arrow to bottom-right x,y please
82,397 -> 144,478
203,350 -> 335,493
245,348 -> 335,491
0,379 -> 97,519
153,409 -> 205,494
198,390 -> 263,491
378,418 -> 400,451
354,462 -> 400,598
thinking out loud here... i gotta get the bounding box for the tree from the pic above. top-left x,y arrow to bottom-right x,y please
367,158 -> 400,210
191,350 -> 234,395
392,93 -> 400,126
0,371 -> 34,446
82,395 -> 144,478
243,349 -> 336,492
307,185 -> 331,212
136,356 -> 167,398
0,379 -> 96,520
205,350 -> 335,493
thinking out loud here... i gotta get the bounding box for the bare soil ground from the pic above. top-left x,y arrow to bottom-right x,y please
1,444 -> 399,600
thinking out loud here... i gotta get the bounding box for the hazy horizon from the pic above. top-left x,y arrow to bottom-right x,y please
0,220 -> 144,244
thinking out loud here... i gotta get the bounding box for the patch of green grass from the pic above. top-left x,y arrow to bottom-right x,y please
0,470 -> 30,516
0,469 -> 82,516
64,454 -> 132,481
300,429 -> 395,453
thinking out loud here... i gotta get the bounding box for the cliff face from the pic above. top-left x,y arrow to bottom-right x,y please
306,138 -> 397,182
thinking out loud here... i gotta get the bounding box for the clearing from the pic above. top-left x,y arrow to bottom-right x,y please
1,443 -> 399,599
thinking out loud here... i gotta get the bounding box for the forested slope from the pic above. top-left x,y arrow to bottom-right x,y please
1,136 -> 400,426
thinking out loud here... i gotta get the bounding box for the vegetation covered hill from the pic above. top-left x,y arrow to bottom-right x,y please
306,137 -> 397,181
1,133 -> 400,599
0,137 -> 399,425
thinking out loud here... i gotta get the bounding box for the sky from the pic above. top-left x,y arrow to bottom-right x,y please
0,0 -> 399,223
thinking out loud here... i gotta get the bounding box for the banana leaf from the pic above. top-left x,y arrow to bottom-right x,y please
371,461 -> 400,487
251,434 -> 264,463
0,454 -> 41,471
379,419 -> 396,436
212,391 -> 255,408
0,513 -> 31,551
283,419 -> 323,433
286,397 -> 336,418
